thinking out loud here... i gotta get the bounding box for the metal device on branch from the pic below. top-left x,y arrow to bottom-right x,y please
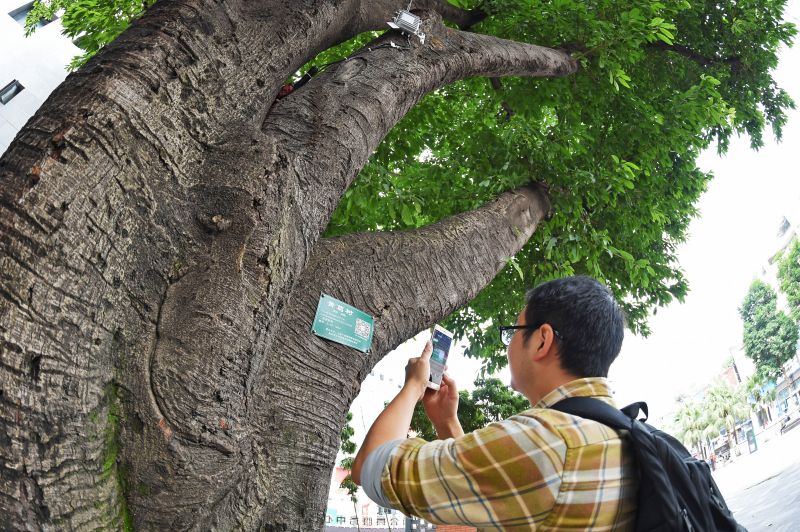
387,2 -> 425,44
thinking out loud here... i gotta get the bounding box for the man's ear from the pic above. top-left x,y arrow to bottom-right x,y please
531,324 -> 558,362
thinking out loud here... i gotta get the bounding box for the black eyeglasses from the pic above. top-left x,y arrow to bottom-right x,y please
498,325 -> 562,346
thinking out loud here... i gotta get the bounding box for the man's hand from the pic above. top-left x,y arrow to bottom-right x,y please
403,341 -> 432,401
423,374 -> 464,439
423,373 -> 458,425
352,342 -> 433,485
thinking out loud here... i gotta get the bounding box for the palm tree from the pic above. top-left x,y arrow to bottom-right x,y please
703,379 -> 752,455
745,372 -> 777,426
675,401 -> 712,459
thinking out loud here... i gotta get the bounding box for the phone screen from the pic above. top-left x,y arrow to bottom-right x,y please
429,327 -> 452,388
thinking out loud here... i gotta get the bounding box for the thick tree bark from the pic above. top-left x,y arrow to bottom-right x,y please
244,185 -> 550,528
0,1 -> 571,529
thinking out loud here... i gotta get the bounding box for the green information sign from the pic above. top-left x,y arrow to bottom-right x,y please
311,294 -> 375,353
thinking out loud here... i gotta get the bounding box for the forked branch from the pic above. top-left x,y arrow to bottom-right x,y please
253,185 -> 551,407
263,10 -> 576,240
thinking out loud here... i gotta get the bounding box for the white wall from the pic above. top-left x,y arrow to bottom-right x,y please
0,0 -> 78,155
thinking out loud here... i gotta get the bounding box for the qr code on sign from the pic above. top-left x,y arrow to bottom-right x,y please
354,318 -> 372,340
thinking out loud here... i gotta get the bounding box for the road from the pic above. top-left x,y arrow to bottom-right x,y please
713,424 -> 800,531
726,461 -> 800,531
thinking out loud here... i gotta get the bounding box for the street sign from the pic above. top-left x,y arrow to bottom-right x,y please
311,294 -> 375,353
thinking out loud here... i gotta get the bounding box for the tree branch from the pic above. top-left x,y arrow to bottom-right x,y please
252,185 -> 551,415
412,0 -> 487,30
246,186 -> 549,524
647,41 -> 742,68
263,10 -> 576,246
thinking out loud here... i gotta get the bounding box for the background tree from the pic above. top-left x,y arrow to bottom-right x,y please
338,458 -> 362,532
703,379 -> 751,454
674,400 -> 711,459
1,0 -> 795,529
745,372 -> 778,426
740,280 -> 799,380
337,412 -> 362,530
777,238 -> 800,321
410,377 -> 530,439
471,376 -> 531,422
24,0 -> 158,70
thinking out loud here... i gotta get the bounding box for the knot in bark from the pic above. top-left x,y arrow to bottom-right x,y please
211,214 -> 232,232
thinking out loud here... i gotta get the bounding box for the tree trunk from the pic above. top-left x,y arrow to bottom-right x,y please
353,499 -> 361,532
0,1 -> 574,529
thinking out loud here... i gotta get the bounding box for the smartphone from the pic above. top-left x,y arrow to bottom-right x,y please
428,324 -> 454,390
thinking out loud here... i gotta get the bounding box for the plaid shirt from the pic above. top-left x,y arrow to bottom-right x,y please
376,378 -> 637,530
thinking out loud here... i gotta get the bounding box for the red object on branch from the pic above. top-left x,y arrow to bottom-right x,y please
277,84 -> 294,98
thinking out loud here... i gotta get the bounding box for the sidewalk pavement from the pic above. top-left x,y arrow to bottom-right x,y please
725,461 -> 800,531
712,423 -> 800,498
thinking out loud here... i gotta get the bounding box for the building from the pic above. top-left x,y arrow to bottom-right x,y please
0,0 -> 79,155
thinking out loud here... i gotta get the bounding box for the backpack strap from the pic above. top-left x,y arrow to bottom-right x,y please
550,397 -> 647,431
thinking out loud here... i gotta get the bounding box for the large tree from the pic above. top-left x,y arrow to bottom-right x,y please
0,0 -> 795,529
674,400 -> 712,459
740,279 -> 799,380
702,379 -> 750,452
777,237 -> 800,321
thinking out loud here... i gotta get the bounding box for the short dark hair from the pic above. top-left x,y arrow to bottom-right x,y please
523,276 -> 624,378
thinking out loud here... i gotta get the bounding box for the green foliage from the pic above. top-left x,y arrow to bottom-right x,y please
24,0 -> 156,70
340,471 -> 359,503
739,280 -> 799,379
675,378 -> 759,453
470,377 -> 531,421
340,411 -> 357,455
744,371 -> 777,409
338,411 -> 359,504
323,0 -> 795,370
674,400 -> 712,454
409,377 -> 530,439
702,378 -> 751,446
777,238 -> 800,321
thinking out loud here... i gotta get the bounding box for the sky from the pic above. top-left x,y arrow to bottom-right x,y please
368,0 -> 800,429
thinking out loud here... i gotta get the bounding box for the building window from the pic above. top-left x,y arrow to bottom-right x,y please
8,2 -> 54,29
0,80 -> 24,105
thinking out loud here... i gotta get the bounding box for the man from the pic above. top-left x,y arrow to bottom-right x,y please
352,276 -> 638,530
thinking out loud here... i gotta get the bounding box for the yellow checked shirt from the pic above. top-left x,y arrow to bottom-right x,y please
380,378 -> 638,530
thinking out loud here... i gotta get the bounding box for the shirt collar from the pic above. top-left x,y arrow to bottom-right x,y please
534,377 -> 615,409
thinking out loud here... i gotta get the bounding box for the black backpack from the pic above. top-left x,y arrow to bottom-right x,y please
551,397 -> 746,532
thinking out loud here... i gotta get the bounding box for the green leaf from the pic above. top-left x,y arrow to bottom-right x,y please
508,258 -> 524,281
401,204 -> 415,226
